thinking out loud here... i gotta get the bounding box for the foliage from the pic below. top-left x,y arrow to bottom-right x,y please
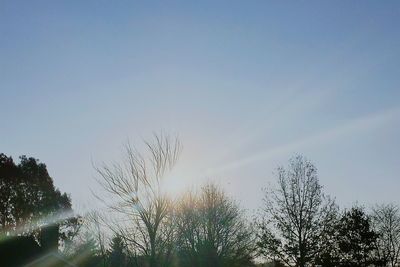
335,206 -> 382,266
315,206 -> 383,267
0,153 -> 76,248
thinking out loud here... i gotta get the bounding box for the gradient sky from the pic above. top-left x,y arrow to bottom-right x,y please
1,1 -> 400,212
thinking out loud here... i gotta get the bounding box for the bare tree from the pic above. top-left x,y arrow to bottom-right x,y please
174,183 -> 256,267
372,203 -> 400,267
258,155 -> 337,267
94,133 -> 181,267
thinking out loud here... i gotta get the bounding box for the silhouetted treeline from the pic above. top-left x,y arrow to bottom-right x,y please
1,143 -> 400,267
256,155 -> 400,267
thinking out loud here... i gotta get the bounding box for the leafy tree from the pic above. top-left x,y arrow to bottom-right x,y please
258,155 -> 337,267
0,153 -> 75,248
0,153 -> 19,229
335,206 -> 382,267
175,184 -> 256,267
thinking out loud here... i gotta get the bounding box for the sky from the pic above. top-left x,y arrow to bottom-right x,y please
1,1 -> 400,213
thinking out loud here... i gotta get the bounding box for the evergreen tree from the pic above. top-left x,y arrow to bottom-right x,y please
335,207 -> 381,266
108,235 -> 127,267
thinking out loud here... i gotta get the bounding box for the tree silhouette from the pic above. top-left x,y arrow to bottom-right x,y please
0,153 -> 73,245
175,184 -> 255,267
108,234 -> 128,267
335,206 -> 382,267
94,134 -> 181,267
258,155 -> 337,267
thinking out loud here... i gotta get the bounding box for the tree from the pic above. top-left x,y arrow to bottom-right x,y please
0,153 -> 19,230
76,211 -> 108,267
258,155 -> 337,267
108,234 -> 128,267
334,206 -> 382,267
174,184 -> 256,267
94,134 -> 181,267
372,203 -> 400,267
0,153 -> 74,248
313,210 -> 340,267
68,230 -> 104,267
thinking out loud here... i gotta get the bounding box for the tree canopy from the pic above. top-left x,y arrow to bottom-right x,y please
0,153 -> 72,236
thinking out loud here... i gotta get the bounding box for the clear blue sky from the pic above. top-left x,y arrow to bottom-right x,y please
1,1 -> 400,211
